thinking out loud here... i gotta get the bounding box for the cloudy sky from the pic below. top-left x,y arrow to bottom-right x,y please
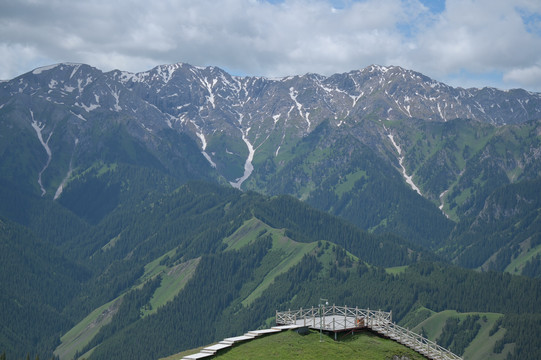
1,0 -> 541,91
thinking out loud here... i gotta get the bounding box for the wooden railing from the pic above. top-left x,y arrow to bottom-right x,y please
276,305 -> 462,360
276,305 -> 391,330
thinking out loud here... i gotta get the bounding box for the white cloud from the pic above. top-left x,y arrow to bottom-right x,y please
504,65 -> 541,89
413,0 -> 541,72
0,0 -> 540,91
0,43 -> 48,80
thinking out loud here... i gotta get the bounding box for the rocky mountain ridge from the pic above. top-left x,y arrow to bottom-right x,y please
2,61 -> 541,270
2,62 -> 541,191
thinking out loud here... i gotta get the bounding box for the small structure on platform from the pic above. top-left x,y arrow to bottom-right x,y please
276,305 -> 463,360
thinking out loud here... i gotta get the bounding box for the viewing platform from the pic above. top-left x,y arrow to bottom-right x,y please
181,304 -> 462,360
276,305 -> 463,360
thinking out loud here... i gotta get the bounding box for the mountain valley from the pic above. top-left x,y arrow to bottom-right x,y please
1,62 -> 541,359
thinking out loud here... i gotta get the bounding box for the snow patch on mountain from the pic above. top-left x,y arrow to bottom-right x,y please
439,189 -> 450,218
76,102 -> 100,112
32,64 -> 60,75
156,64 -> 181,83
386,131 -> 422,195
118,71 -> 148,84
286,105 -> 295,120
202,77 -> 217,108
69,64 -> 81,79
70,111 -> 87,122
64,84 -> 75,93
54,138 -> 78,200
30,110 -> 53,196
230,128 -> 255,189
110,87 -> 122,111
289,87 -> 310,129
194,127 -> 216,168
76,76 -> 94,93
351,91 -> 364,108
437,103 -> 446,121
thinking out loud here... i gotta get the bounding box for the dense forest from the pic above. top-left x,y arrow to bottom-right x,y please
1,85 -> 540,359
1,172 -> 540,359
88,248 -> 541,359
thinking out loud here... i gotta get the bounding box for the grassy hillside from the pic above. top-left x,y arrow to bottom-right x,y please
54,297 -> 123,360
54,255 -> 201,360
55,216 -> 321,360
162,329 -> 428,360
505,243 -> 541,275
224,218 -> 320,306
406,308 -> 511,360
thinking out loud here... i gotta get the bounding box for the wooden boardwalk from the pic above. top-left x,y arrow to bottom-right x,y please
181,325 -> 302,359
276,305 -> 463,360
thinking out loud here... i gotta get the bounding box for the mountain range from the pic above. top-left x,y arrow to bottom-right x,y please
1,62 -> 541,359
2,61 -> 541,269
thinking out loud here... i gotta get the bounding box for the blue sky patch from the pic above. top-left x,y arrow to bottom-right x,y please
419,0 -> 445,14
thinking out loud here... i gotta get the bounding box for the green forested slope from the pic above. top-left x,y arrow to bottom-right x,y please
1,118 -> 541,359
447,177 -> 541,272
249,120 -> 455,249
85,246 -> 541,360
1,175 -> 540,360
0,218 -> 88,358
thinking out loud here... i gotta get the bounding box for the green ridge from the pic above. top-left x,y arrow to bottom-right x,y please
463,314 -> 509,360
56,254 -> 201,359
224,217 -> 319,306
410,309 -> 510,359
54,297 -> 123,360
505,243 -> 541,275
143,257 -> 201,316
334,170 -> 367,198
